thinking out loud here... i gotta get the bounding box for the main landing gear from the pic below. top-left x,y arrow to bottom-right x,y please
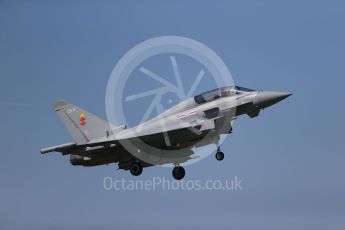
129,146 -> 224,180
129,161 -> 186,180
129,161 -> 143,176
215,146 -> 224,161
172,165 -> 185,180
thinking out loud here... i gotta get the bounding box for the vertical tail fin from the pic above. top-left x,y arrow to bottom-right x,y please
53,100 -> 119,144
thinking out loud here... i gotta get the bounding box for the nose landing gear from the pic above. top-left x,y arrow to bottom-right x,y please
215,146 -> 224,161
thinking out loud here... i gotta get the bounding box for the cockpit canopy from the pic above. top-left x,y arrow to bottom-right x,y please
194,86 -> 254,104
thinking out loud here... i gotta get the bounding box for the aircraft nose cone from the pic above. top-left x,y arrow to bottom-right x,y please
255,91 -> 292,109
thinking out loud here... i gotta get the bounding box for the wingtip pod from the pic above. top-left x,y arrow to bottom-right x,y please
40,143 -> 76,154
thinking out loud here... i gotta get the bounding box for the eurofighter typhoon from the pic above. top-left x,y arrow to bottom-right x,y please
41,86 -> 291,180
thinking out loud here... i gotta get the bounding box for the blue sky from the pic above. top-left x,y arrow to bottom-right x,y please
1,0 -> 344,229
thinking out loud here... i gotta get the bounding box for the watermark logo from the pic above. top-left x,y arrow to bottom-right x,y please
105,36 -> 235,167
103,176 -> 243,192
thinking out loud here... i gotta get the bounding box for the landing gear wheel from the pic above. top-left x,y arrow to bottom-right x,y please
215,151 -> 224,161
172,166 -> 185,180
129,161 -> 143,176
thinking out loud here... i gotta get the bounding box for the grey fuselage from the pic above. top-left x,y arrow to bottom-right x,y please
41,86 -> 291,168
92,86 -> 290,145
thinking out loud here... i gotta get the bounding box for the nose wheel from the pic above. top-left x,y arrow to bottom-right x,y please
129,161 -> 143,176
172,166 -> 185,180
215,146 -> 224,161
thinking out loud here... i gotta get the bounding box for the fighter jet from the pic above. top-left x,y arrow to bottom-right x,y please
41,86 -> 291,180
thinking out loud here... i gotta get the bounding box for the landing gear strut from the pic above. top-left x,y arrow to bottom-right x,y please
215,146 -> 224,161
172,166 -> 185,180
129,161 -> 143,176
